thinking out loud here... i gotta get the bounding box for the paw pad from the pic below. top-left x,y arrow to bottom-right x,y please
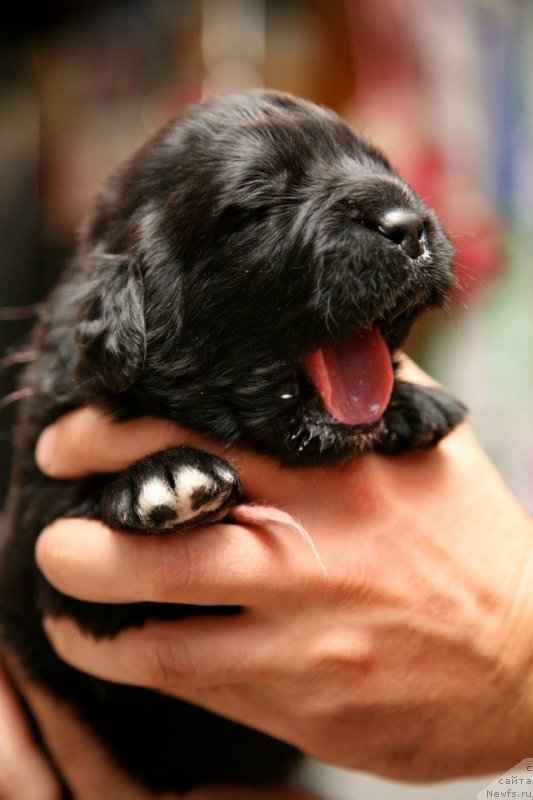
102,447 -> 241,533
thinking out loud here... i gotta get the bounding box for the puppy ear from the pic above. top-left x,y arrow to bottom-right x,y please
75,253 -> 145,395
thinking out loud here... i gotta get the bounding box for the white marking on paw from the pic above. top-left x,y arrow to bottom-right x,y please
137,478 -> 178,525
135,466 -> 235,531
173,466 -> 231,524
174,466 -> 213,496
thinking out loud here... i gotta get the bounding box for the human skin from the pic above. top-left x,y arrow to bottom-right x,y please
4,363 -> 533,792
0,659 -> 315,799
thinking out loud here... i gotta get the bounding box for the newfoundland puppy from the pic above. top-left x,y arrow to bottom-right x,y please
0,91 -> 465,792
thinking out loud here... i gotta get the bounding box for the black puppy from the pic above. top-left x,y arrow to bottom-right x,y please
0,91 -> 466,792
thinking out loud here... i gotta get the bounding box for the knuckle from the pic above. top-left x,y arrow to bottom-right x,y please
145,633 -> 192,689
150,535 -> 205,601
176,535 -> 206,592
309,631 -> 374,682
216,526 -> 264,581
147,525 -> 263,602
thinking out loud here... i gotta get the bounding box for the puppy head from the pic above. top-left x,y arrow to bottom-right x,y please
75,91 -> 454,464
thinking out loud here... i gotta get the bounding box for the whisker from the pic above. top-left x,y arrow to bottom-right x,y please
0,304 -> 43,321
1,351 -> 38,369
0,387 -> 35,411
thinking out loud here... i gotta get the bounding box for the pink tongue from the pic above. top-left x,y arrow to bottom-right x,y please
302,328 -> 394,426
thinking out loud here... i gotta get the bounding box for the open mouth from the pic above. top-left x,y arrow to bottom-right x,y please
301,327 -> 394,426
277,274 -> 444,435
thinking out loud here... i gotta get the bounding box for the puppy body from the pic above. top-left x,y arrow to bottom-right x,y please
0,92 -> 465,791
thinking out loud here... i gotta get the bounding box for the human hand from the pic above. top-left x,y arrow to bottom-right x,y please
0,656 -> 315,799
34,362 -> 533,783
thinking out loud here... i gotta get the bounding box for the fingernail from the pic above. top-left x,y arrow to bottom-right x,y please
35,425 -> 58,473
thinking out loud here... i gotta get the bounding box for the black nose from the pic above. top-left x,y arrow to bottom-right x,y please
377,209 -> 425,259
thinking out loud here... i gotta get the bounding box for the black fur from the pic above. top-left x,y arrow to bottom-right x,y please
0,91 -> 466,792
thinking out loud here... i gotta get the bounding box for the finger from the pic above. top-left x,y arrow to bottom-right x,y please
34,403 -> 394,519
12,673 -> 316,800
14,674 -> 154,800
7,666 -> 317,800
34,358 -> 441,480
43,613 -> 273,691
0,659 -> 61,799
36,517 -> 298,606
35,407 -> 218,478
34,407 -> 280,485
34,356 -> 438,480
33,407 -> 380,522
34,406 -> 306,508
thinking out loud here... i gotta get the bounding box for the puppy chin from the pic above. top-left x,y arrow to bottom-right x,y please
285,414 -> 387,466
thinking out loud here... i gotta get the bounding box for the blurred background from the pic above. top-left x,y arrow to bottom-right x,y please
0,1 -> 531,797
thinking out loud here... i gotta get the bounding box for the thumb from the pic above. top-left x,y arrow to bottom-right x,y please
10,663 -> 160,800
9,660 -> 321,800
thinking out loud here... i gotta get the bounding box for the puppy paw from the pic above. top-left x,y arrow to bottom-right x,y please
379,381 -> 467,454
101,446 -> 241,533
